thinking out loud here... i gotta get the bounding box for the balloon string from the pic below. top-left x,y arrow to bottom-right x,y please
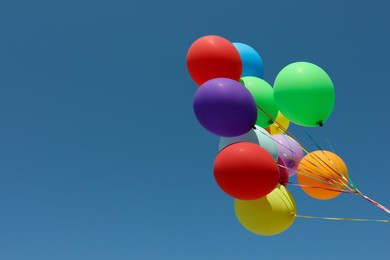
295,214 -> 390,223
355,191 -> 390,215
260,129 -> 344,190
255,106 -> 350,190
255,125 -> 303,166
280,163 -> 347,191
258,123 -> 348,190
295,167 -> 346,190
289,126 -> 352,191
288,181 -> 390,215
256,107 -> 326,177
295,139 -> 389,213
319,126 -> 336,153
293,127 -> 350,191
252,109 -> 320,179
297,157 -> 348,189
257,105 -> 390,215
315,129 -> 362,192
302,129 -> 350,187
303,129 -> 346,182
256,105 -> 305,151
287,182 -> 354,194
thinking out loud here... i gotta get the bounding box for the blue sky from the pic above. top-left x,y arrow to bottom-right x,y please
0,0 -> 389,259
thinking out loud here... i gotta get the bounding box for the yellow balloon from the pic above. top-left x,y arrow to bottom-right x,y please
268,112 -> 290,135
234,185 -> 296,236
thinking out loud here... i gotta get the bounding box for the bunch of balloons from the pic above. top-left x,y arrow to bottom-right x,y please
186,35 -> 350,236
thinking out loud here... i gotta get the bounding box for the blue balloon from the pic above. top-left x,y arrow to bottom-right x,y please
233,42 -> 264,78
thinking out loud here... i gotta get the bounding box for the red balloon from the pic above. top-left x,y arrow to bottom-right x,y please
213,142 -> 279,200
277,157 -> 289,186
186,35 -> 242,86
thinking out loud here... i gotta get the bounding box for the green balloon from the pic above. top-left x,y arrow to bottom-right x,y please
240,77 -> 278,128
273,62 -> 335,127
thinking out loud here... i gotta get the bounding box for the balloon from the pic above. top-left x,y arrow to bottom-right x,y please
268,112 -> 290,135
186,35 -> 242,86
214,142 -> 279,200
233,42 -> 264,78
297,150 -> 349,200
193,78 -> 257,137
273,134 -> 304,177
219,125 -> 278,161
273,62 -> 335,127
240,76 -> 278,128
235,184 -> 296,236
277,157 -> 289,186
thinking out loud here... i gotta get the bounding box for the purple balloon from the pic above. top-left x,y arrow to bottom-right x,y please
193,78 -> 257,137
273,134 -> 304,177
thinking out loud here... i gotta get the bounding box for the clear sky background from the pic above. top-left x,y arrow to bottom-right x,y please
0,0 -> 389,259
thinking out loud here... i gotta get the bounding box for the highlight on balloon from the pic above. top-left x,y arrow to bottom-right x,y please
186,35 -> 390,236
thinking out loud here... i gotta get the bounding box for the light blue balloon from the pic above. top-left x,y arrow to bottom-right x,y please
219,126 -> 277,161
233,42 -> 264,78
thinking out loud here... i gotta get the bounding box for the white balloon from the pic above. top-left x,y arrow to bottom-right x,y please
219,125 -> 278,161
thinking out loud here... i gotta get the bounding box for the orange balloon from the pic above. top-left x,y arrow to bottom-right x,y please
297,151 -> 348,200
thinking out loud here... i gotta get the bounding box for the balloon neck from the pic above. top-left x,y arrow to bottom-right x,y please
252,125 -> 257,130
290,212 -> 296,217
317,121 -> 323,127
